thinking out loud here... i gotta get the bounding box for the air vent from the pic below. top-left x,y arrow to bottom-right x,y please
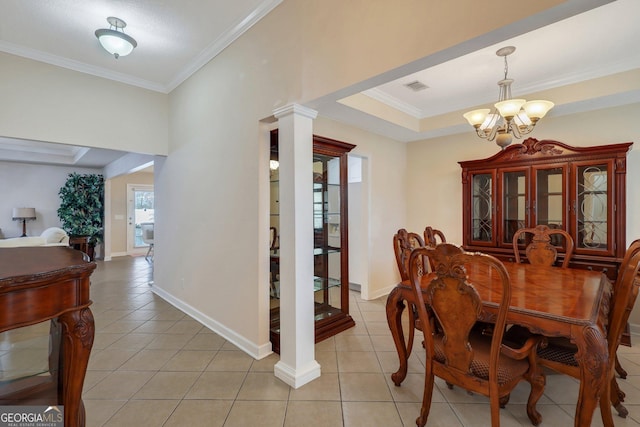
404,80 -> 428,92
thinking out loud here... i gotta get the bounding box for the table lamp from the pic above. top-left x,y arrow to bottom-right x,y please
12,207 -> 36,237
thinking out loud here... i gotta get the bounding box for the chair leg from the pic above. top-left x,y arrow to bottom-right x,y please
499,393 -> 510,408
489,393 -> 501,427
610,377 -> 629,418
144,244 -> 154,261
600,378 -> 616,427
615,354 -> 628,379
416,367 -> 435,427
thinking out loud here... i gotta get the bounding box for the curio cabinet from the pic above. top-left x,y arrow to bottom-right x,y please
269,130 -> 356,353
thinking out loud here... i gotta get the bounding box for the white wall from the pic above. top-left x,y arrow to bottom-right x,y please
0,161 -> 102,239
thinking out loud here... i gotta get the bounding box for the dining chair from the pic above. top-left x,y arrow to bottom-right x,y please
531,244 -> 640,426
269,226 -> 280,297
269,226 -> 279,251
612,239 -> 640,381
423,226 -> 446,270
423,226 -> 446,247
140,222 -> 154,262
393,229 -> 428,356
393,229 -> 427,281
409,243 -> 544,427
512,224 -> 574,268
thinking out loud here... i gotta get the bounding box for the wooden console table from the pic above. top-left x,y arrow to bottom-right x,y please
0,247 -> 96,427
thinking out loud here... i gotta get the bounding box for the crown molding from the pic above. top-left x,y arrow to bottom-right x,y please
0,41 -> 166,92
166,0 -> 283,92
362,88 -> 424,119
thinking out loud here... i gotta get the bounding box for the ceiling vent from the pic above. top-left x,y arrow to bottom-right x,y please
404,80 -> 428,92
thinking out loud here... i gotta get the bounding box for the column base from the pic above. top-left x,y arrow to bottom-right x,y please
274,359 -> 321,389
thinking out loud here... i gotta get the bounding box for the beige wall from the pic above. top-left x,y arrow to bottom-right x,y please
406,102 -> 640,328
107,171 -> 155,255
0,53 -> 168,155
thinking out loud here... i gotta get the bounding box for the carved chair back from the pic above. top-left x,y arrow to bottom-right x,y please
393,228 -> 427,281
423,226 -> 446,271
423,226 -> 446,247
512,224 -> 575,268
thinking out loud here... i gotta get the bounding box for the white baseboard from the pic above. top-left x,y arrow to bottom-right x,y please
109,251 -> 128,258
365,283 -> 397,301
150,285 -> 273,360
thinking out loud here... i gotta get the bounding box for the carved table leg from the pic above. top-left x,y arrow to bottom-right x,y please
386,286 -> 409,386
573,324 -> 608,427
58,308 -> 94,427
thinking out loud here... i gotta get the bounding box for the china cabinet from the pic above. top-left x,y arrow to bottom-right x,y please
269,130 -> 356,353
459,138 -> 632,280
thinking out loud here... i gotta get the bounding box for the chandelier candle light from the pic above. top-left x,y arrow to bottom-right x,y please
463,46 -> 554,149
95,17 -> 137,59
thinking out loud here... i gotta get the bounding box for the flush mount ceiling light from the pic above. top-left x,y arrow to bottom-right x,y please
95,17 -> 137,59
463,46 -> 554,149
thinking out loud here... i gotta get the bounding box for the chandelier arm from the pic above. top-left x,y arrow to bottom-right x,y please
516,124 -> 535,137
474,127 -> 488,139
485,122 -> 501,142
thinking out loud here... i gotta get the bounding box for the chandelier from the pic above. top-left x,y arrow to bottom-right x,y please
463,46 -> 554,149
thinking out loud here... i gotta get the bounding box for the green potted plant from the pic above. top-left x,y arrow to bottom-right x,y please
57,173 -> 104,258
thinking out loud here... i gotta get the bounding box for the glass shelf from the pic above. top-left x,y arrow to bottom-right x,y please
269,276 -> 341,299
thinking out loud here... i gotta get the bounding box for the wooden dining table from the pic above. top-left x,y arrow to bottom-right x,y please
386,261 -> 612,427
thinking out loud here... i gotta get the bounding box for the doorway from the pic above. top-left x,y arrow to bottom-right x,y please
127,184 -> 155,255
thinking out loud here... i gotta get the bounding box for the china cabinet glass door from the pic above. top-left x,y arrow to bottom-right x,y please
572,160 -> 614,255
500,168 -> 528,246
532,165 -> 567,246
468,170 -> 496,246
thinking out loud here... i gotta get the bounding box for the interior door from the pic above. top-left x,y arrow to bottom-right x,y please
126,184 -> 155,255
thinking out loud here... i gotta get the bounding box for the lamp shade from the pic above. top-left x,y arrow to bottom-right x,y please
12,207 -> 36,220
495,99 -> 526,119
522,100 -> 555,120
95,17 -> 137,59
95,30 -> 136,57
463,109 -> 490,127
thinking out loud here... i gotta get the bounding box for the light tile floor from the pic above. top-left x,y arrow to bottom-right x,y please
4,255 -> 640,426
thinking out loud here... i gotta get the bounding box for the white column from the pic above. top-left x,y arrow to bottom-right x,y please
273,103 -> 321,388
